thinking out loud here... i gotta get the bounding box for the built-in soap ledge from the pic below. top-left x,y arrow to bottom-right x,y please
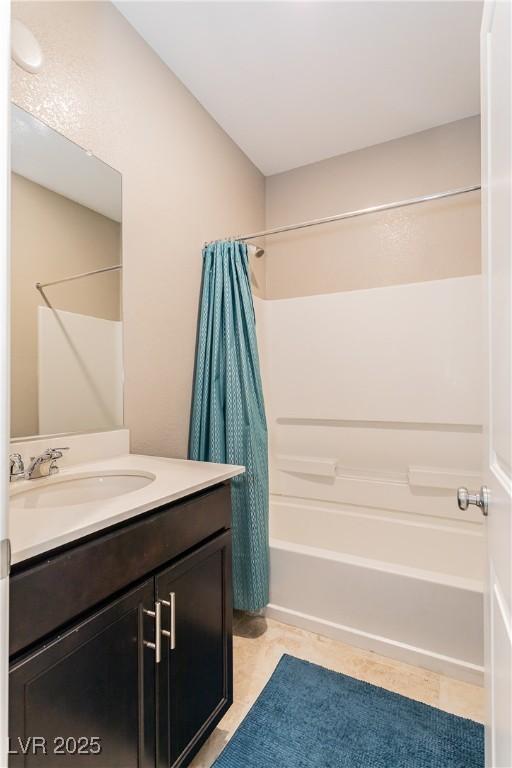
276,455 -> 337,477
276,456 -> 482,490
407,466 -> 481,490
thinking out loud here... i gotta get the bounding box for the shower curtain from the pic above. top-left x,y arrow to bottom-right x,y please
189,240 -> 269,612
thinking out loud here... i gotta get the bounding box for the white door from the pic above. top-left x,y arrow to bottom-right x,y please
481,2 -> 512,766
0,2 -> 9,767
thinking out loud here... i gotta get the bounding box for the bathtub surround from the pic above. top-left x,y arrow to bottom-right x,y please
11,0 -> 265,458
211,655 -> 484,768
190,241 -> 269,612
37,307 -> 123,435
255,123 -> 483,685
261,277 -> 482,429
255,275 -> 484,682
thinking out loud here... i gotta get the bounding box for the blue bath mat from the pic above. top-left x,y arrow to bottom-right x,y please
213,654 -> 484,768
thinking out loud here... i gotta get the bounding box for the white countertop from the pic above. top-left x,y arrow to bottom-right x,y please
9,454 -> 244,565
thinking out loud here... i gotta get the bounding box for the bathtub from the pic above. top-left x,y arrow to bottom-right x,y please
267,496 -> 485,684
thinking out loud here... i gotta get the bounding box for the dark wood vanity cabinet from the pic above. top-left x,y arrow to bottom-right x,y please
8,484 -> 233,768
157,533 -> 232,767
9,581 -> 157,768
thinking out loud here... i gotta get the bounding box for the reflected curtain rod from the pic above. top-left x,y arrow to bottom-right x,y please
36,264 -> 122,291
233,184 -> 481,242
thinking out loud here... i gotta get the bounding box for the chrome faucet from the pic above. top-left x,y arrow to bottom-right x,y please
9,453 -> 25,483
25,447 -> 70,480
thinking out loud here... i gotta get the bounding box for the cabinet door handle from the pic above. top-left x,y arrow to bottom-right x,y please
143,601 -> 162,663
169,592 -> 176,650
160,593 -> 176,651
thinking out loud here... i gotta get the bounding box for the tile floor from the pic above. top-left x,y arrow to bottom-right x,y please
190,613 -> 485,767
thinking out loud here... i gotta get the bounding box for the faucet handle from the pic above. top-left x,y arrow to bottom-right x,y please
44,447 -> 70,477
48,447 -> 70,467
48,447 -> 70,458
9,453 -> 25,482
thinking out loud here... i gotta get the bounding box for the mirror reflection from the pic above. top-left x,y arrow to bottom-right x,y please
10,105 -> 123,439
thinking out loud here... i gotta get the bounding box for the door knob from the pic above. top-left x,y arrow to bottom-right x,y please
457,485 -> 489,516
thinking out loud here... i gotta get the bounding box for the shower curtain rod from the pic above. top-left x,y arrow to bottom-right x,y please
233,184 -> 481,242
36,264 -> 122,291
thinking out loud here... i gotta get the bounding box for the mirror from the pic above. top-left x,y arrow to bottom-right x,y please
10,104 -> 123,439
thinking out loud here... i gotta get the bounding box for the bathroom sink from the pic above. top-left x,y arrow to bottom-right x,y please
10,471 -> 156,509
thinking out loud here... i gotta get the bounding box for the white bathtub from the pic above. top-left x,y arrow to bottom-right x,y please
267,496 -> 485,684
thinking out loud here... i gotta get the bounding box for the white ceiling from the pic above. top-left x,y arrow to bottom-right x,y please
116,1 -> 482,176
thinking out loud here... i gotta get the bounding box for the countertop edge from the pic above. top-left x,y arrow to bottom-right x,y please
11,460 -> 245,566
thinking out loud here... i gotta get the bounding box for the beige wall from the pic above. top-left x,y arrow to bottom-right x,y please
264,117 -> 481,299
11,1 -> 265,457
11,172 -> 121,437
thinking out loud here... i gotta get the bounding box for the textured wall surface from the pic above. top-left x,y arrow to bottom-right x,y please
11,1 -> 265,457
264,117 -> 481,298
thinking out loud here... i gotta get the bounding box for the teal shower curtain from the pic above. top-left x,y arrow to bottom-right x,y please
189,240 -> 269,612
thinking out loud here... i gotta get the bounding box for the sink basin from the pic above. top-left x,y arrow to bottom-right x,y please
10,471 -> 156,509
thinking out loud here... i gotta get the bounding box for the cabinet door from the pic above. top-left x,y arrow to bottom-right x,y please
9,580 -> 156,768
156,532 -> 232,768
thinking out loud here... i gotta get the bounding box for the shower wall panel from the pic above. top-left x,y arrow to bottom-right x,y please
255,274 -> 483,527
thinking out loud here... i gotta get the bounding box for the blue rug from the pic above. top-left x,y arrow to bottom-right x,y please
213,654 -> 484,768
